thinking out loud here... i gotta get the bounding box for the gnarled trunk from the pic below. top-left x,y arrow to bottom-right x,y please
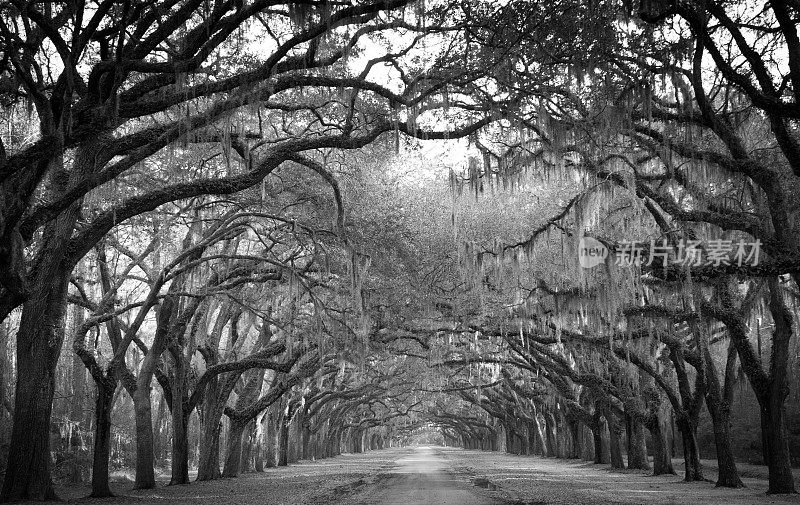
605,411 -> 624,469
760,283 -> 796,494
1,137 -> 105,502
2,271 -> 68,501
169,406 -> 190,485
709,404 -> 743,488
196,418 -> 222,481
222,419 -> 247,478
90,379 -> 116,498
625,414 -> 650,470
760,390 -> 796,494
647,418 -> 675,476
701,336 -> 742,488
677,418 -> 703,482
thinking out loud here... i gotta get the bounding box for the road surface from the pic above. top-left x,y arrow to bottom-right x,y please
341,446 -> 501,505
45,446 -> 799,504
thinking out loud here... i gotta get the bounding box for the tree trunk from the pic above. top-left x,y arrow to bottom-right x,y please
302,423 -> 312,460
169,400 -> 189,485
568,419 -> 581,459
265,411 -> 276,468
544,412 -> 557,457
760,283 -> 796,494
222,419 -> 247,478
700,334 -> 742,488
554,413 -> 567,458
196,418 -> 222,481
592,418 -> 607,464
677,419 -> 703,481
504,424 -> 514,454
722,279 -> 796,493
1,137 -> 106,503
329,428 -> 342,457
709,404 -> 743,488
289,407 -> 303,463
518,428 -> 530,455
241,420 -> 255,472
605,411 -> 624,469
278,416 -> 290,466
133,387 -> 157,489
648,419 -> 675,476
69,304 -> 87,484
90,379 -> 116,498
196,373 -> 229,482
760,391 -> 797,494
526,422 -> 537,455
254,416 -> 265,472
2,276 -> 68,502
625,414 -> 650,470
0,323 -> 9,479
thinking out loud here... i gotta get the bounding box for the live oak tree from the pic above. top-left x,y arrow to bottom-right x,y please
436,0 -> 800,493
0,0 -> 499,499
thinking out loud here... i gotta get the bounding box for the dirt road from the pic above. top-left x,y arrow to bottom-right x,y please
43,447 -> 800,505
340,446 -> 501,505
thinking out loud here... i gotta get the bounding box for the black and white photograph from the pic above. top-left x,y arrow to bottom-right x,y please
0,0 -> 799,503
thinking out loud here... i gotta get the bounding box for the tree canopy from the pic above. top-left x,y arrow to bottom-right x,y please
0,0 -> 799,501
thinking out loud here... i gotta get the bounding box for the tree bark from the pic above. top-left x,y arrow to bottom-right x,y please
0,323 -> 9,479
592,413 -> 606,464
567,418 -> 582,459
1,138 -> 105,502
605,410 -> 624,469
647,418 -> 675,476
265,410 -> 277,468
760,389 -> 796,494
196,417 -> 222,481
625,413 -> 650,470
222,419 -> 247,478
133,386 -> 157,489
278,417 -> 290,465
526,421 -> 538,455
760,281 -> 797,494
69,303 -> 87,484
169,407 -> 190,485
544,412 -> 557,457
90,379 -> 116,498
168,362 -> 190,488
169,396 -> 189,486
699,331 -> 743,487
254,415 -> 266,471
196,372 -> 236,481
677,418 -> 704,481
241,420 -> 256,472
2,274 -> 68,501
710,404 -> 743,488
302,422 -> 312,460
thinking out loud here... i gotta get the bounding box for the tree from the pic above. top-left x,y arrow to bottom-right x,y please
0,0 -> 497,499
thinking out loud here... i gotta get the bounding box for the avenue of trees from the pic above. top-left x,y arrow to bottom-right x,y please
0,0 -> 799,502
